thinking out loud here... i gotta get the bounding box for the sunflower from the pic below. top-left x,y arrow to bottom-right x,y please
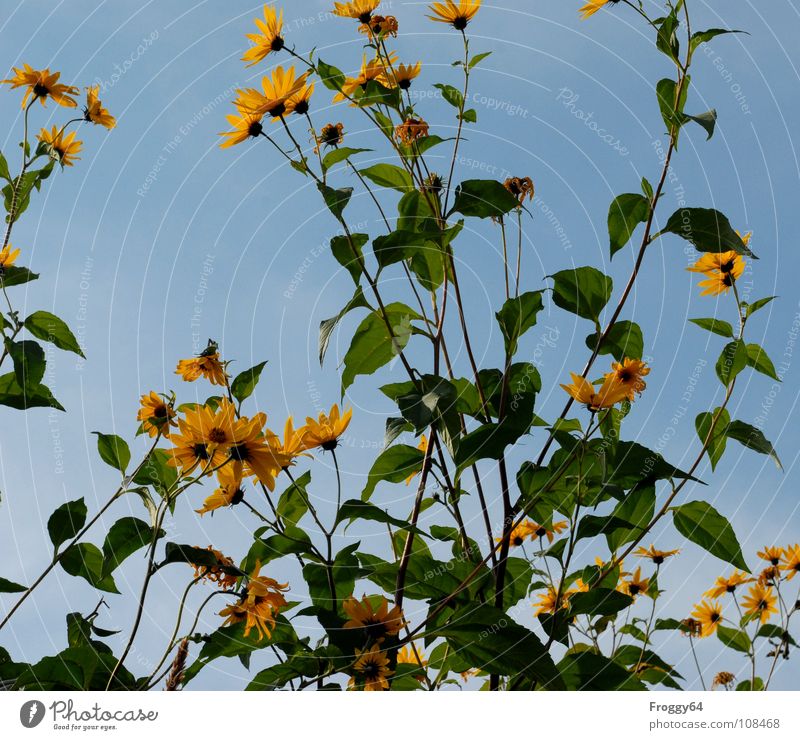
428,0 -> 482,30
195,464 -> 245,515
315,122 -> 345,152
781,545 -> 800,580
741,584 -> 778,625
712,671 -> 736,690
168,403 -> 234,473
704,570 -> 754,599
560,371 -> 628,411
757,546 -> 784,566
0,244 -> 21,270
405,434 -> 429,485
634,545 -> 680,565
235,66 -> 311,119
358,15 -> 398,38
394,62 -> 421,90
286,79 -> 314,115
219,110 -> 264,149
395,117 -> 429,144
218,561 -> 288,641
579,0 -> 620,20
192,546 -> 239,589
497,519 -> 535,548
332,54 -> 395,104
242,6 -> 285,66
342,595 -> 405,642
758,566 -> 781,587
349,646 -> 393,691
621,566 -> 650,599
269,417 -> 311,466
397,643 -> 427,667
332,0 -> 381,23
604,358 -> 649,401
534,586 -> 568,615
2,64 -> 78,108
530,520 -> 568,544
175,342 -> 228,385
566,578 -> 589,597
504,176 -> 534,204
302,404 -> 352,451
137,391 -> 176,438
690,600 -> 723,637
689,250 -> 747,296
38,126 -> 82,167
83,85 -> 116,129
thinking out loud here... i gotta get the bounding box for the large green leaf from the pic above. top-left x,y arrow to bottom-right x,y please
558,650 -> 645,690
549,267 -> 613,323
0,576 -> 26,593
101,517 -> 161,577
715,339 -> 748,386
585,321 -> 643,361
745,343 -> 779,381
726,420 -> 782,470
230,361 -> 267,403
60,543 -> 120,593
672,500 -> 748,571
330,233 -> 368,285
695,408 -> 730,471
359,164 -> 413,192
361,444 -> 425,501
317,183 -> 352,219
92,432 -> 131,474
608,193 -> 649,258
0,371 -> 63,411
5,339 -> 45,389
450,179 -> 520,219
689,317 -> 734,338
335,499 -> 426,535
319,286 -> 370,366
48,498 -> 88,551
495,291 -> 545,356
661,208 -> 756,256
24,311 -> 84,357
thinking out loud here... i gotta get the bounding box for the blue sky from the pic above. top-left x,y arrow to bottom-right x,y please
1,0 -> 799,690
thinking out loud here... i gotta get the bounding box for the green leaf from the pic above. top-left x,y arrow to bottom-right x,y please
372,230 -> 427,269
319,286 -> 370,366
162,543 -> 226,569
608,193 -> 649,258
0,576 -> 26,593
744,296 -> 775,317
726,420 -> 782,470
317,183 -> 352,219
660,208 -> 756,257
358,164 -> 413,192
715,339 -> 748,386
48,498 -> 88,551
656,13 -> 681,63
585,320 -> 643,361
434,605 -> 563,687
5,339 -> 45,388
230,361 -> 267,403
60,543 -> 120,593
686,110 -> 717,140
92,432 -> 131,474
745,343 -> 780,381
341,302 -> 420,394
433,83 -> 464,109
757,624 -> 796,645
690,28 -> 745,53
450,179 -> 520,219
550,267 -> 613,323
656,77 -> 688,135
717,624 -> 751,654
316,59 -> 345,91
460,108 -> 477,123
688,317 -> 734,338
0,266 -> 39,287
468,51 -> 492,69
361,444 -> 425,501
277,471 -> 311,526
330,233 -> 368,285
101,517 -> 160,577
495,291 -> 545,356
558,651 -> 645,690
606,485 -> 656,552
132,448 -> 178,497
568,588 -> 633,618
737,678 -> 764,691
24,311 -> 84,357
672,500 -> 748,571
0,371 -> 63,411
321,147 -> 371,173
695,408 -> 730,471
335,499 -> 426,535
0,151 -> 10,182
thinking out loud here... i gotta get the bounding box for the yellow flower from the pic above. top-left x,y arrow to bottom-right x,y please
286,79 -> 314,116
687,239 -> 748,297
530,520 -> 568,544
621,566 -> 650,599
405,434 -> 429,485
0,245 -> 21,270
504,176 -> 534,204
192,546 -> 239,589
757,546 -> 784,566
741,584 -> 778,625
342,595 -> 405,641
315,122 -> 345,152
704,570 -> 753,599
712,671 -> 736,689
397,643 -> 426,667
560,371 -> 627,411
218,110 -> 264,149
333,54 -> 396,104
534,587 -> 568,615
242,6 -> 285,66
604,358 -> 650,401
690,600 -> 723,637
349,646 -> 393,691
235,66 -> 311,119
269,417 -> 311,465
229,413 -> 291,491
633,546 -> 680,565
137,391 -> 176,438
428,0 -> 482,30
781,545 -> 800,580
566,578 -> 589,597
218,561 -> 288,640
302,404 -> 352,451
168,401 -> 237,473
175,343 -> 228,385
358,15 -> 398,38
332,0 -> 381,22
2,64 -> 78,108
83,85 -> 116,129
394,62 -> 421,90
395,117 -> 430,144
195,464 -> 245,515
38,126 -> 82,167
499,519 -> 535,548
579,0 -> 619,20
757,566 -> 781,587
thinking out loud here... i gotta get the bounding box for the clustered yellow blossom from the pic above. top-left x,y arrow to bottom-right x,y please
561,357 -> 650,411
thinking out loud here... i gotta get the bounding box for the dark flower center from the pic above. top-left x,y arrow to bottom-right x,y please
193,443 -> 210,461
152,404 -> 168,419
33,83 -> 50,98
726,584 -> 737,592
628,584 -> 641,596
653,555 -> 664,565
271,36 -> 285,51
321,438 -> 338,451
399,78 -> 412,90
268,102 -> 286,118
720,259 -> 735,273
364,619 -> 388,640
722,274 -> 734,287
771,557 -> 780,565
758,600 -> 768,610
293,99 -> 310,115
208,428 -> 228,444
248,120 -> 264,137
618,370 -> 633,382
230,443 -> 250,462
453,16 -> 468,30
535,526 -> 547,537
362,661 -> 380,678
512,536 -> 524,547
358,12 -> 373,23
711,612 -> 721,623
231,487 -> 245,505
